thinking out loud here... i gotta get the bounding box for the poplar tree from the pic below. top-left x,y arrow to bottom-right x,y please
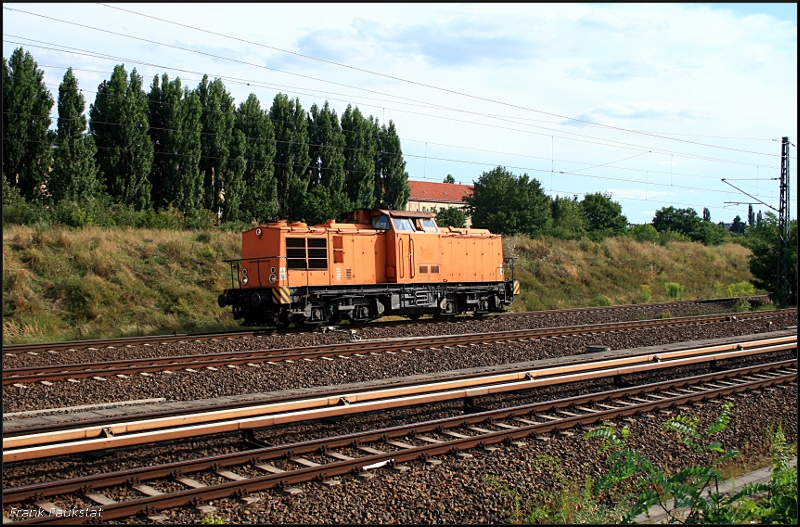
269,93 -> 309,220
49,68 -> 102,204
148,73 -> 203,214
2,47 -> 54,200
304,101 -> 350,224
196,75 -> 245,222
235,93 -> 279,223
90,65 -> 154,210
375,120 -> 410,210
341,105 -> 376,209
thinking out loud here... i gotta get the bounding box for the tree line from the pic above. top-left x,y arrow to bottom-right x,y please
3,47 -> 410,227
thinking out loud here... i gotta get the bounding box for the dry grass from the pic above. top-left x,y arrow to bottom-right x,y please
504,235 -> 759,312
3,225 -> 242,344
3,227 -> 760,344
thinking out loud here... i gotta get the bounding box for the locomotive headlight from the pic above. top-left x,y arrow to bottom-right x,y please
269,274 -> 277,283
241,268 -> 249,285
256,228 -> 262,236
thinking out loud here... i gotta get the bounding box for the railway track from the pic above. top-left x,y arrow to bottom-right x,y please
2,296 -> 767,354
3,359 -> 794,525
3,309 -> 792,385
4,333 -> 795,462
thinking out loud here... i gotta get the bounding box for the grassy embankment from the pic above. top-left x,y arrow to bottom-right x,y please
3,225 -> 761,345
503,234 -> 759,311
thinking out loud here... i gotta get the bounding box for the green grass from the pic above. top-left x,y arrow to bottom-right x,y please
3,226 -> 764,344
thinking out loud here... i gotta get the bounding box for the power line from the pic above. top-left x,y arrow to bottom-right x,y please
8,106 -> 787,203
7,134 -> 784,203
7,35 -> 795,173
21,88 -> 789,187
91,3 -> 795,157
3,14 -> 795,165
35,63 -> 780,143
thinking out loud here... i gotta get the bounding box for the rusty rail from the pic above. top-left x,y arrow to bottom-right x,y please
4,336 -> 795,462
3,296 -> 768,354
3,360 -> 795,524
3,309 -> 793,385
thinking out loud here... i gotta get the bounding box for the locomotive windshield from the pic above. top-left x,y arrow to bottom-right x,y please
418,217 -> 438,233
372,214 -> 391,230
392,218 -> 416,231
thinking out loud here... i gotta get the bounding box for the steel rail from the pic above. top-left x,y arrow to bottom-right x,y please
5,359 -> 794,502
3,338 -> 795,461
4,362 -> 795,524
2,296 -> 767,353
5,333 -> 794,441
3,309 -> 792,385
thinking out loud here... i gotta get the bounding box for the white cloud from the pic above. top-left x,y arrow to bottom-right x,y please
566,102 -> 712,126
604,189 -> 675,201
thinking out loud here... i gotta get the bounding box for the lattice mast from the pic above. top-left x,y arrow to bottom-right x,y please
776,137 -> 791,305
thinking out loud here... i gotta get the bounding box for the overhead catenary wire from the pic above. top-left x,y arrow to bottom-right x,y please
5,106 -> 788,205
3,15 -> 795,164
6,36 -> 793,175
33,63 -> 781,143
8,134 -> 785,206
11,135 -> 771,215
4,23 -> 794,217
89,3 -> 795,156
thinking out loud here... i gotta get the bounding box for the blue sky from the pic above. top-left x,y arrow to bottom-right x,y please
3,3 -> 797,223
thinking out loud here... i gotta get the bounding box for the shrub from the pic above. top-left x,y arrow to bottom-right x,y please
733,298 -> 752,312
585,409 -> 797,525
727,281 -> 755,298
640,285 -> 652,303
665,281 -> 684,299
626,223 -> 659,243
591,294 -> 612,306
658,229 -> 691,246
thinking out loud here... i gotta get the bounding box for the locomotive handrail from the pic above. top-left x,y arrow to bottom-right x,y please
503,256 -> 518,282
410,238 -> 416,279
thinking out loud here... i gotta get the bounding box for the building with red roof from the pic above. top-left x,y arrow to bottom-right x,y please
407,178 -> 472,210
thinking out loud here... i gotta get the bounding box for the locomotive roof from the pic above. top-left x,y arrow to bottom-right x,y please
376,209 -> 436,219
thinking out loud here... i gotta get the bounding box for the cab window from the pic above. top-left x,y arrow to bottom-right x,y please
418,218 -> 439,233
372,215 -> 391,230
392,218 -> 416,231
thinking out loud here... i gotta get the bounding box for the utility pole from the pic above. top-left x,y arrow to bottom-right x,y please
776,137 -> 791,305
721,136 -> 793,306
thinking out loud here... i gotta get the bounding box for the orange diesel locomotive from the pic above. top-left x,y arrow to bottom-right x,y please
218,209 -> 519,326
